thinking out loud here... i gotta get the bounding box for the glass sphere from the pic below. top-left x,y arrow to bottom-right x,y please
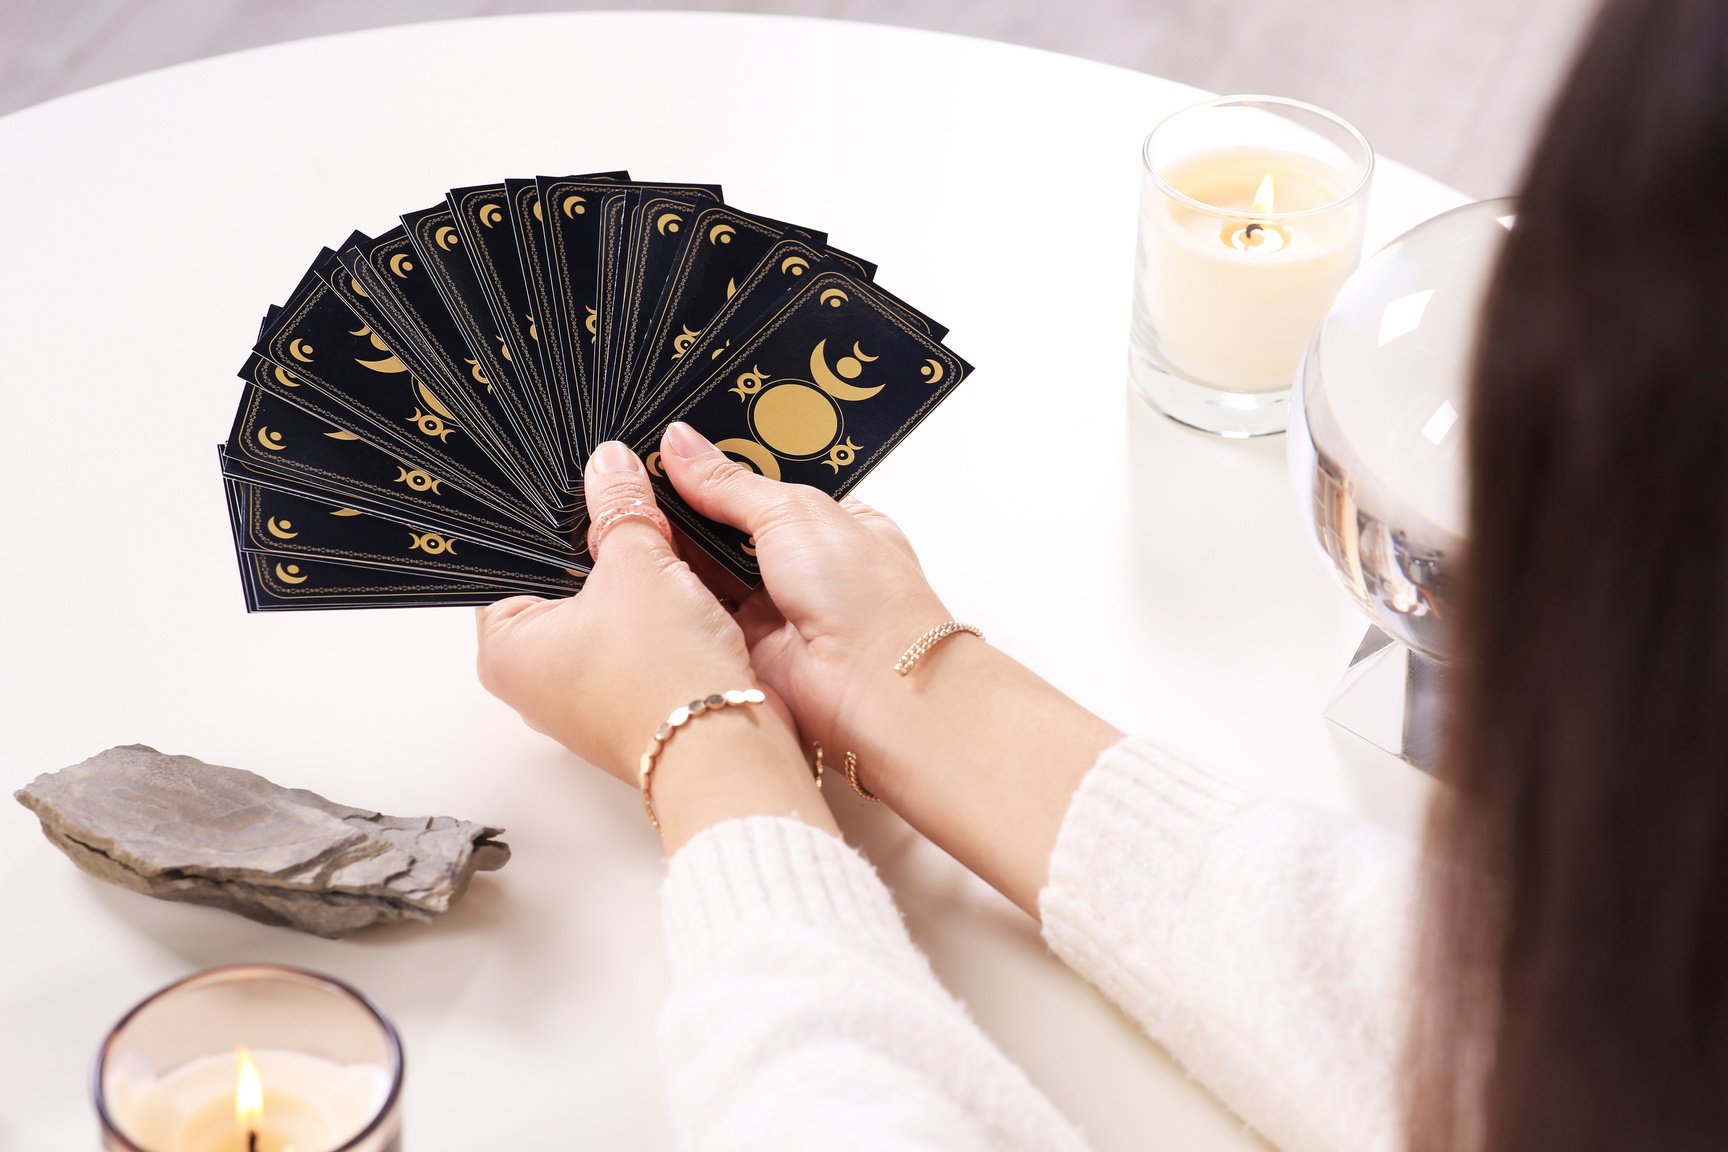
1288,198 -> 1515,660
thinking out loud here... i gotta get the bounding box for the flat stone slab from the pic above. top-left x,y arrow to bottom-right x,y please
15,744 -> 509,938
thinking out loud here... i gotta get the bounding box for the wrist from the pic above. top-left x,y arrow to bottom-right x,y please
644,701 -> 836,854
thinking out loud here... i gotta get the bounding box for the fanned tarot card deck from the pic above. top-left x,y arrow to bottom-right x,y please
219,173 -> 972,610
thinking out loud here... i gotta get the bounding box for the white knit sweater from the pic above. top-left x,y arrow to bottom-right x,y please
657,737 -> 1422,1151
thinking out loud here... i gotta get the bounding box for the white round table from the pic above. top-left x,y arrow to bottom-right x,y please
0,13 -> 1465,1149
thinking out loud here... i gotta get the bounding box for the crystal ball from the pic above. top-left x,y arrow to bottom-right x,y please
1288,198 -> 1515,660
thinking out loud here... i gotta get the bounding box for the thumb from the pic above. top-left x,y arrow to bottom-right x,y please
583,441 -> 675,565
659,421 -> 795,537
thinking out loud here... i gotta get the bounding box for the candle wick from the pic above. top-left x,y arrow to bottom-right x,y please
248,1131 -> 258,1152
1244,223 -> 1263,239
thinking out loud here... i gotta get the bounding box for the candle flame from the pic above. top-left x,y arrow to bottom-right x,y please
235,1045 -> 264,1132
1252,173 -> 1276,216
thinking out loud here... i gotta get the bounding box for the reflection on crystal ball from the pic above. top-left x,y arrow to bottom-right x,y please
1288,198 -> 1515,660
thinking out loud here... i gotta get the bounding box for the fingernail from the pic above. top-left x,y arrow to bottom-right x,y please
662,421 -> 714,460
589,441 -> 640,475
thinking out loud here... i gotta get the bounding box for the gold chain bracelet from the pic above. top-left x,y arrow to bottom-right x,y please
894,621 -> 984,676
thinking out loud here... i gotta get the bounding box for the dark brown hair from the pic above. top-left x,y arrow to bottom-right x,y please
1409,0 -> 1728,1147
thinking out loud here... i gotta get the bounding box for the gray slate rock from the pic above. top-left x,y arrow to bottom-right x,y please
15,744 -> 509,938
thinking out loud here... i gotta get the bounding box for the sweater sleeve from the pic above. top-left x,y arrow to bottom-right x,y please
1039,736 -> 1420,1152
658,816 -> 1091,1152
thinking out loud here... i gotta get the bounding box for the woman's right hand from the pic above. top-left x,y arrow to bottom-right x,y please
658,421 -> 954,779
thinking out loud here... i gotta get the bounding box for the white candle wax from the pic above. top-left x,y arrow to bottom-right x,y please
1140,146 -> 1364,393
107,1048 -> 389,1152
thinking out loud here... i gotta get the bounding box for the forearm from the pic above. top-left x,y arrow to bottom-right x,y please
844,631 -> 1122,916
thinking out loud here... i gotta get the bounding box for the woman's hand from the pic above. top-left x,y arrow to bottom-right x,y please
659,421 -> 1117,913
658,421 -> 953,790
476,441 -> 833,852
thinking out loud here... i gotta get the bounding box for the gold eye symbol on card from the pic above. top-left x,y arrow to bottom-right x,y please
563,194 -> 586,218
920,358 -> 946,384
323,429 -> 360,441
781,255 -> 810,276
819,288 -> 849,309
274,563 -> 308,585
266,517 -> 299,540
435,225 -> 460,250
656,212 -> 683,235
388,253 -> 414,278
671,324 -> 701,361
409,381 -> 458,442
810,339 -> 884,401
730,365 -> 769,400
394,467 -> 443,494
824,438 -> 862,473
409,531 -> 458,556
256,427 -> 287,452
480,203 -> 504,228
273,366 -> 302,389
709,223 -> 736,245
288,339 -> 315,363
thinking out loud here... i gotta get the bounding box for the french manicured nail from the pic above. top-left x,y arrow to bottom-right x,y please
662,421 -> 714,460
588,441 -> 640,474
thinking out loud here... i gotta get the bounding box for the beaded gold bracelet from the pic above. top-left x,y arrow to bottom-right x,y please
894,621 -> 984,676
638,689 -> 767,830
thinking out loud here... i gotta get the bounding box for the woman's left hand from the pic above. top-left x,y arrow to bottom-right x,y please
475,440 -> 774,784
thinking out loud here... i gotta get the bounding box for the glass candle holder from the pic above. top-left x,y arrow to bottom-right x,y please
1130,95 -> 1373,437
95,965 -> 404,1152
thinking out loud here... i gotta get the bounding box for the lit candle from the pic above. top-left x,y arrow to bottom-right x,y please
1128,95 -> 1372,437
1141,146 -> 1363,392
105,1045 -> 390,1152
96,966 -> 404,1152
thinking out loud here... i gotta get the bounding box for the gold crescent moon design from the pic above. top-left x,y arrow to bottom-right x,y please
709,223 -> 736,245
435,224 -> 460,250
526,314 -> 538,341
715,437 -> 782,481
563,194 -> 586,218
532,198 -> 544,222
809,339 -> 884,402
819,288 -> 849,308
466,358 -> 491,385
323,429 -> 360,440
330,508 -> 364,517
585,306 -> 597,336
266,517 -> 299,540
415,381 -> 457,421
479,203 -> 503,228
288,339 -> 315,363
851,343 -> 879,363
273,366 -> 302,388
349,277 -> 369,297
655,212 -> 683,235
780,255 -> 810,276
356,353 -> 408,373
256,427 -> 286,452
388,252 -> 414,278
725,277 -> 737,299
920,358 -> 946,384
645,450 -> 664,477
348,322 -> 371,337
740,536 -> 758,557
274,563 -> 308,585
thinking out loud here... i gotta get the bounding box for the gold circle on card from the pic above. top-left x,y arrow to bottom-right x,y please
751,383 -> 840,457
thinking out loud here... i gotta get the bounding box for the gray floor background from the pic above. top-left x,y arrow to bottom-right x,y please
2,0 -> 1599,196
